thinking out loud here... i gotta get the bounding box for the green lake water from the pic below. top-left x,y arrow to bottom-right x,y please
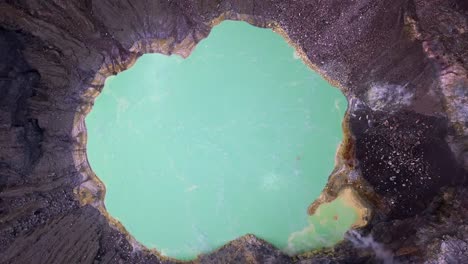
86,21 -> 354,260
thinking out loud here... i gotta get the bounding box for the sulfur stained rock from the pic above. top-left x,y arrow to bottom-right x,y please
0,0 -> 466,263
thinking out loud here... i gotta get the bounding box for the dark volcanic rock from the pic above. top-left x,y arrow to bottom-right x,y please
0,0 -> 466,263
351,109 -> 463,218
197,235 -> 292,264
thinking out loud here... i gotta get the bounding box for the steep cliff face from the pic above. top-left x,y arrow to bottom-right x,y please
0,1 -> 466,263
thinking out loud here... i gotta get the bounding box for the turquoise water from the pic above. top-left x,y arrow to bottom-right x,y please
86,21 -> 351,260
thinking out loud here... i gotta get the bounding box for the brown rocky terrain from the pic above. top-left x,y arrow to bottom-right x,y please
0,0 -> 466,263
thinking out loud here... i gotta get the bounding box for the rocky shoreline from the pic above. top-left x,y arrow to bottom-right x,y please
0,1 -> 466,263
